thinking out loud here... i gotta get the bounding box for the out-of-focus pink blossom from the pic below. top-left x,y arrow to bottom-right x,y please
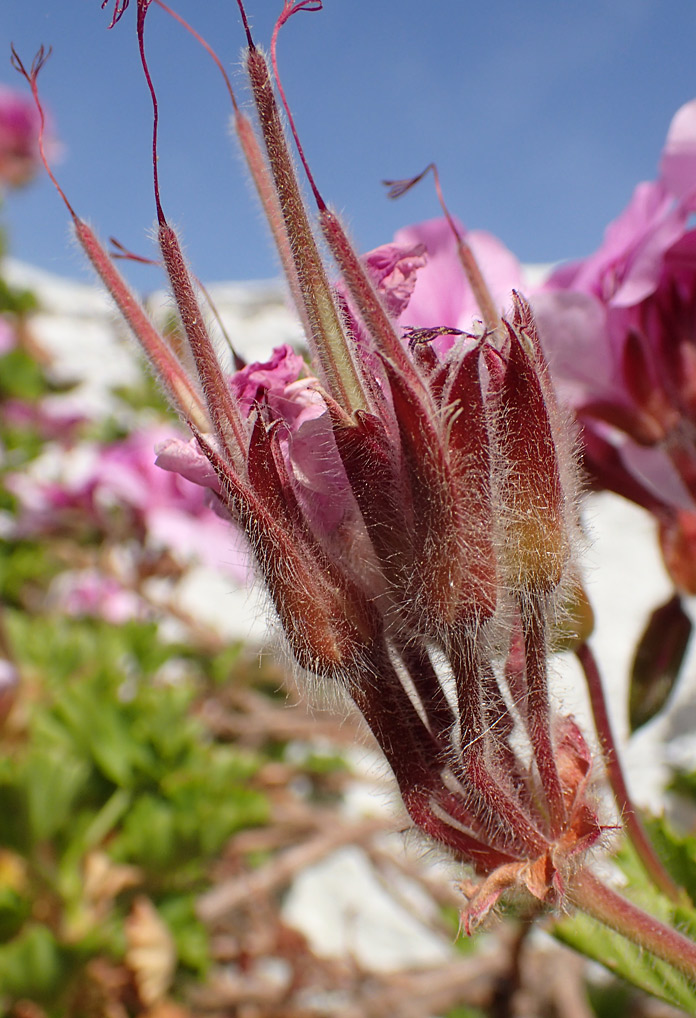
533,98 -> 696,591
0,319 -> 17,355
51,569 -> 148,624
9,426 -> 248,582
2,397 -> 86,442
0,84 -> 46,188
393,218 -> 524,340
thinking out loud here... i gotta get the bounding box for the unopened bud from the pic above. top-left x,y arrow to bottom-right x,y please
495,297 -> 572,593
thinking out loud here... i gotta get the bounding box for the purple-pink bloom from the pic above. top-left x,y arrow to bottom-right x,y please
2,397 -> 86,442
0,83 -> 47,188
393,218 -> 524,341
51,569 -> 149,624
534,97 -> 696,590
9,426 -> 248,581
0,319 -> 17,355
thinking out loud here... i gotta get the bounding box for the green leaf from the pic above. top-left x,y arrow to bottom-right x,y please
112,794 -> 178,868
0,542 -> 61,607
644,815 -> 696,905
0,887 -> 30,943
54,683 -> 154,788
0,923 -> 63,998
22,746 -> 91,842
555,909 -> 696,1013
629,595 -> 691,732
0,348 -> 48,400
0,279 -> 38,315
158,894 -> 210,976
0,782 -> 31,853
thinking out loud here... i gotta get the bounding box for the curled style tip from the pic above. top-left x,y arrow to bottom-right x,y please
386,162 -> 503,334
383,165 -> 434,201
10,44 -> 52,81
279,0 -> 324,22
101,0 -> 131,29
108,237 -> 160,266
11,44 -> 74,216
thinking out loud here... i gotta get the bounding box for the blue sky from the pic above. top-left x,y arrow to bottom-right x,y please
3,1 -> 696,291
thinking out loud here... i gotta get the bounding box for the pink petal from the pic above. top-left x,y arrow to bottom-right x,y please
532,290 -> 616,403
362,240 -> 428,317
394,218 -> 523,331
660,98 -> 696,205
155,436 -> 222,494
230,344 -> 306,416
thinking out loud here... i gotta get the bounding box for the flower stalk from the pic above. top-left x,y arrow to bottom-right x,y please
576,641 -> 683,904
568,868 -> 696,982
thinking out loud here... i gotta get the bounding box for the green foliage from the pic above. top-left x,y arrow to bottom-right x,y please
0,347 -> 48,401
0,540 -> 62,607
0,276 -> 38,317
0,611 -> 270,1012
555,820 -> 696,1013
0,924 -> 64,999
113,370 -> 177,419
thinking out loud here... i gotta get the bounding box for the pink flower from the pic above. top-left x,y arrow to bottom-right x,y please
534,98 -> 696,591
2,397 -> 85,442
9,426 -> 248,581
394,218 -> 524,338
0,318 -> 17,355
0,84 -> 45,188
51,569 -> 148,623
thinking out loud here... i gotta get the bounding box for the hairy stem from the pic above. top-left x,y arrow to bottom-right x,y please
521,595 -> 566,834
576,642 -> 683,904
568,867 -> 696,983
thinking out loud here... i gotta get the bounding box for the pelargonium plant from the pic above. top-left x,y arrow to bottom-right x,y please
13,0 -> 696,989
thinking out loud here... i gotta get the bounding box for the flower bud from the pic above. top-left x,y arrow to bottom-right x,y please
495,295 -> 572,594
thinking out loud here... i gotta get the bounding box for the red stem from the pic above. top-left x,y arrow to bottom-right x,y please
522,596 -> 567,834
576,642 -> 683,904
569,867 -> 696,982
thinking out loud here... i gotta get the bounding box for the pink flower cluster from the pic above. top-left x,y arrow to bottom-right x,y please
386,100 -> 696,593
535,99 -> 696,591
9,425 -> 248,580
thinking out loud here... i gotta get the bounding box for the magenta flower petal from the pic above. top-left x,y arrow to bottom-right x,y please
547,181 -> 684,308
230,344 -> 306,414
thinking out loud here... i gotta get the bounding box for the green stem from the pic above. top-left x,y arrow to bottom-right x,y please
569,867 -> 696,983
576,641 -> 683,904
